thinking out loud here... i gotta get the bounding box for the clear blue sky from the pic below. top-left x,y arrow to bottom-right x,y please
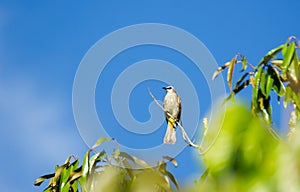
1,1 -> 300,191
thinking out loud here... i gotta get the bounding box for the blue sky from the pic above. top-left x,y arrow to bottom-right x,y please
1,1 -> 300,191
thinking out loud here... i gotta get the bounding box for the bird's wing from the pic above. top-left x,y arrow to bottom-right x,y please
176,95 -> 182,122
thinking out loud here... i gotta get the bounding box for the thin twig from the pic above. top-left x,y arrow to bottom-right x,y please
148,88 -> 204,152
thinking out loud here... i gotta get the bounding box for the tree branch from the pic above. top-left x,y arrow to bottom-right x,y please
148,88 -> 204,152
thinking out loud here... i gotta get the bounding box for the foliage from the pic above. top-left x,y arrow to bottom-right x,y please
35,37 -> 300,192
190,104 -> 300,191
212,36 -> 300,137
34,138 -> 178,192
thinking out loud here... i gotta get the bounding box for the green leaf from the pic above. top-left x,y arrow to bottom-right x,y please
165,170 -> 179,190
60,166 -> 71,191
252,65 -> 263,113
199,169 -> 209,183
292,92 -> 300,110
282,42 -> 296,73
95,150 -> 107,162
119,152 -> 136,163
158,161 -> 179,190
79,151 -> 90,192
271,59 -> 283,70
259,44 -> 284,65
270,67 -> 285,96
212,61 -> 231,80
34,173 -> 55,186
53,164 -> 68,186
162,156 -> 178,167
284,85 -> 292,108
82,151 -> 90,177
89,151 -> 106,173
92,137 -> 111,149
241,56 -> 247,71
227,57 -> 237,92
69,168 -> 82,184
122,159 -> 134,178
263,96 -> 272,125
288,51 -> 299,83
265,73 -> 274,97
260,71 -> 267,97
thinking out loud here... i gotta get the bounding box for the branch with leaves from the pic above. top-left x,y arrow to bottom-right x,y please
148,88 -> 213,154
212,36 -> 300,139
34,138 -> 179,192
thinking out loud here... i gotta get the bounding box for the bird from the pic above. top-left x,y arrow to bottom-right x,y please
162,86 -> 181,144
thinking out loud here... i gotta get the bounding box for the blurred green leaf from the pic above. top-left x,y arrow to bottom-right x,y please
203,105 -> 279,191
163,156 -> 178,167
119,152 -> 136,163
92,137 -> 111,149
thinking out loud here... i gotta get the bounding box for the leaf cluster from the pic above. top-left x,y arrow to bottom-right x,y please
34,138 -> 178,192
213,36 -> 300,136
191,105 -> 300,191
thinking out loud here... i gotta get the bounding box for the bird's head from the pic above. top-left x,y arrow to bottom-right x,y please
163,86 -> 176,93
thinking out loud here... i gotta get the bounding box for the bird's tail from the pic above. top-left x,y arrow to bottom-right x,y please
164,118 -> 176,144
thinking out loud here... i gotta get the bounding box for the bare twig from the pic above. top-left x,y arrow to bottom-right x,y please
148,88 -> 204,152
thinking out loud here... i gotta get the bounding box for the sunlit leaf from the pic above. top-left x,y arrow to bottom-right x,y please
164,170 -> 179,190
260,71 -> 267,97
60,168 -> 71,192
282,42 -> 295,73
261,95 -> 272,125
292,92 -> 300,110
252,65 -> 263,113
69,168 -> 82,184
270,67 -> 285,96
227,57 -> 237,92
158,161 -> 179,190
212,61 -> 231,80
284,85 -> 292,108
241,56 -> 247,71
92,137 -> 111,149
95,150 -> 107,162
265,73 -> 274,97
119,152 -> 136,163
122,159 -> 134,178
259,44 -> 284,65
163,156 -> 178,167
271,60 -> 283,70
53,164 -> 68,186
34,173 -> 55,186
287,51 -> 299,83
82,151 -> 90,177
79,151 -> 90,192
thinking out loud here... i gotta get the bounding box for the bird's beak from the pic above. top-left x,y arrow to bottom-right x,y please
162,87 -> 167,90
